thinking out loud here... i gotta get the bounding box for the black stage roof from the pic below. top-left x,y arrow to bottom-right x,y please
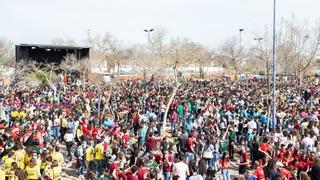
16,44 -> 90,64
18,44 -> 90,49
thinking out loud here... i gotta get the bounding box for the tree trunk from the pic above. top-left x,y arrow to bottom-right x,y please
162,66 -> 179,135
162,85 -> 179,134
117,63 -> 120,77
298,70 -> 303,87
266,62 -> 271,93
234,65 -> 238,80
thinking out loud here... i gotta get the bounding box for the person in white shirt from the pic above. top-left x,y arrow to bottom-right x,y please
64,129 -> 74,160
173,155 -> 190,180
53,115 -> 61,140
302,133 -> 315,152
247,119 -> 257,134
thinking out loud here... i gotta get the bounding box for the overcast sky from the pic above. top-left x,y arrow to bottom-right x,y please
0,0 -> 319,48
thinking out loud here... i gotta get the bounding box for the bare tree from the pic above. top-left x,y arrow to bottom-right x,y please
31,63 -> 59,96
252,28 -> 273,90
277,17 -> 320,82
0,38 -> 14,67
150,27 -> 167,57
220,36 -> 246,79
86,32 -> 125,76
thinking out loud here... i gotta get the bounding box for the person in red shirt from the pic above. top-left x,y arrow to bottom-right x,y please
275,150 -> 283,162
146,133 -> 161,153
132,111 -> 139,136
253,160 -> 267,180
280,167 -> 291,180
162,150 -> 174,180
109,159 -> 120,180
136,160 -> 149,180
237,146 -> 250,175
219,152 -> 234,180
282,151 -> 294,167
126,166 -> 139,180
297,153 -> 310,175
122,129 -> 130,148
259,137 -> 272,162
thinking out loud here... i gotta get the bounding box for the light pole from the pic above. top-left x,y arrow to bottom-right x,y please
144,28 -> 154,45
239,28 -> 244,50
271,0 -> 277,129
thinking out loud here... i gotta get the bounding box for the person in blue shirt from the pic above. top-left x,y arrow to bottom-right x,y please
260,112 -> 268,127
103,117 -> 114,128
184,117 -> 191,131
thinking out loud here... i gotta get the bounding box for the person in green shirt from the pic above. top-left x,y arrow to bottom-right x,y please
177,104 -> 184,118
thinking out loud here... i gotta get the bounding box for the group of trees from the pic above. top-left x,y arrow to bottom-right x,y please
0,16 -> 319,87
83,17 -> 320,82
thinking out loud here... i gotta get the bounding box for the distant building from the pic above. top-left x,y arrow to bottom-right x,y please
15,44 -> 90,64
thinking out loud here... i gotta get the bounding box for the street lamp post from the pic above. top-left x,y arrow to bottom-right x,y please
271,0 -> 277,129
239,28 -> 244,50
144,28 -> 154,45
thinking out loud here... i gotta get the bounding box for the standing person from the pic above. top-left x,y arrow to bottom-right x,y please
76,126 -> 84,146
52,160 -> 62,180
247,118 -> 257,135
64,128 -> 74,161
253,160 -> 266,180
94,139 -> 105,176
186,134 -> 196,163
85,143 -> 95,173
171,111 -> 179,133
219,152 -> 232,180
237,145 -> 250,175
75,143 -> 85,177
310,157 -> 320,180
188,164 -> 203,180
202,139 -> 214,168
52,146 -> 64,167
60,116 -> 68,142
0,160 -> 5,180
228,127 -> 237,161
266,159 -> 280,180
52,115 -> 61,140
132,111 -> 140,136
178,130 -> 188,153
162,150 -> 174,180
173,154 -> 189,180
139,122 -> 148,150
25,158 -> 41,180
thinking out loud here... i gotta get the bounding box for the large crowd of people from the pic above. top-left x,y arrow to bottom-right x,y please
0,76 -> 319,180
